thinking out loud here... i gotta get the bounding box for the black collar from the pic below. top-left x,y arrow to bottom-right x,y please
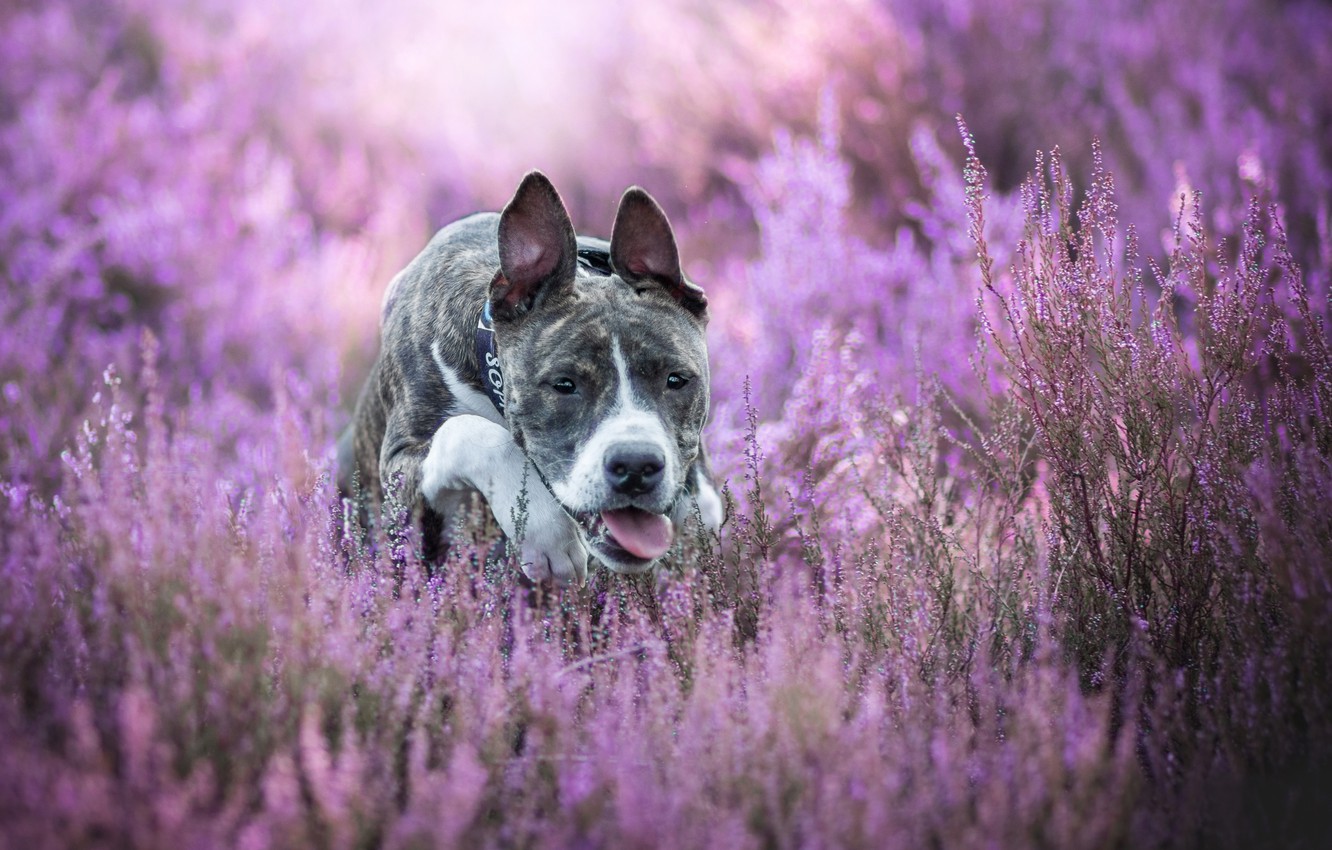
474,300 -> 506,415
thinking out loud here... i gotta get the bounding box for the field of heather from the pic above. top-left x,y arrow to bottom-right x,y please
3,1 -> 1331,847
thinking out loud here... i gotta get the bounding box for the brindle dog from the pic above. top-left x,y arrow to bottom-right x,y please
339,172 -> 721,585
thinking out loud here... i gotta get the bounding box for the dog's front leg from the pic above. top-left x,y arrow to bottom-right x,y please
420,414 -> 589,586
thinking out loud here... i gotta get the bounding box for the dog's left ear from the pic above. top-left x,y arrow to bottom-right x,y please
611,187 -> 708,317
494,171 -> 579,320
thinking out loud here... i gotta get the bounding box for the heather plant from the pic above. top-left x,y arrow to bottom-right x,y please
964,127 -> 1272,666
1,350 -> 1151,847
698,116 -> 1332,843
958,122 -> 1332,829
615,0 -> 1332,278
5,0 -> 1332,846
0,0 -> 439,490
707,97 -> 1024,429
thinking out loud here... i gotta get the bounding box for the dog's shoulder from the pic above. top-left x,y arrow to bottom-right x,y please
411,212 -> 503,288
381,212 -> 501,329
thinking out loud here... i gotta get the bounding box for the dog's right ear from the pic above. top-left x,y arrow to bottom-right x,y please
492,171 -> 578,320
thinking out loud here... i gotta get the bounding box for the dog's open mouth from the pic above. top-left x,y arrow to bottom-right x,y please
579,507 -> 674,566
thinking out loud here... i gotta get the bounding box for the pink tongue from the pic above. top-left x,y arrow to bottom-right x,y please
600,508 -> 674,560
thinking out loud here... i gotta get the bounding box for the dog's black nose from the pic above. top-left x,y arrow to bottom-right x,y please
605,445 -> 665,496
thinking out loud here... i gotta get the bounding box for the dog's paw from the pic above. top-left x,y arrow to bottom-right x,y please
510,489 -> 588,586
517,526 -> 588,587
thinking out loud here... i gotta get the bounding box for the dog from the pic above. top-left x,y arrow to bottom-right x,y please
338,171 -> 722,585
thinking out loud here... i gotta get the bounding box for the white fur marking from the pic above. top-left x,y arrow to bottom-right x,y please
432,341 -> 506,427
671,465 -> 724,532
695,471 -> 723,532
550,337 -> 678,513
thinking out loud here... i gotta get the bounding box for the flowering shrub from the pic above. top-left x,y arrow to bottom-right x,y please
620,0 -> 1332,265
4,0 -> 1332,847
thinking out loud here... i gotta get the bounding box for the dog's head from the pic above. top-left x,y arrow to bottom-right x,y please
489,171 -> 712,573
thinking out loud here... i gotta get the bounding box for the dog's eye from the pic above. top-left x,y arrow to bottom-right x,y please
553,378 -> 577,395
666,373 -> 690,390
